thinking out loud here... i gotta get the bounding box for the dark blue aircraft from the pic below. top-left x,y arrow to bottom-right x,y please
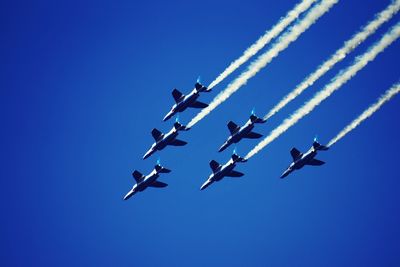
123,162 -> 171,200
143,121 -> 189,159
280,138 -> 329,178
163,81 -> 210,121
200,151 -> 247,190
219,111 -> 266,152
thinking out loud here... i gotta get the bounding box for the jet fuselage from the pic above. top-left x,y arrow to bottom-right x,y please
123,170 -> 160,200
210,159 -> 237,182
281,141 -> 328,178
143,127 -> 181,159
220,120 -> 255,151
201,155 -> 246,190
164,89 -> 200,121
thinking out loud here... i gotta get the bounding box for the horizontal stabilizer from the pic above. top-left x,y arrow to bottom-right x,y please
209,160 -> 221,173
227,121 -> 239,135
244,131 -> 263,139
306,158 -> 325,166
170,139 -> 187,146
172,89 -> 184,103
194,82 -> 209,92
173,122 -> 189,131
188,100 -> 208,109
132,170 -> 144,183
151,128 -> 163,142
250,114 -> 266,124
226,170 -> 244,177
231,153 -> 247,162
155,164 -> 171,173
313,141 -> 329,151
148,181 -> 168,188
290,147 -> 302,161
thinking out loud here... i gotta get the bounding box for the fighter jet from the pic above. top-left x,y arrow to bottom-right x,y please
280,138 -> 329,179
163,80 -> 210,122
123,161 -> 171,200
143,120 -> 190,160
219,110 -> 266,152
200,150 -> 247,190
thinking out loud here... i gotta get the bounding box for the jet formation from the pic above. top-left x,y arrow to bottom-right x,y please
124,79 -> 330,200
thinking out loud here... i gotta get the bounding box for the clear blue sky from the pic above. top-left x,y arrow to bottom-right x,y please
2,0 -> 400,266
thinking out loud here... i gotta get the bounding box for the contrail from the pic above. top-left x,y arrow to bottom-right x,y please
188,0 -> 338,128
327,82 -> 400,147
207,0 -> 317,90
264,0 -> 400,120
245,23 -> 400,160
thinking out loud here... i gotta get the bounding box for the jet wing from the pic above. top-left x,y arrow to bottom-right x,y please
151,128 -> 163,142
290,147 -> 302,161
172,89 -> 184,103
227,121 -> 240,135
306,158 -> 325,166
132,170 -> 144,183
244,131 -> 263,139
148,181 -> 168,188
169,139 -> 187,146
209,160 -> 221,173
226,170 -> 244,177
188,101 -> 208,109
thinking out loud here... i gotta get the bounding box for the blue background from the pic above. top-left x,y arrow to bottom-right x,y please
2,0 -> 400,266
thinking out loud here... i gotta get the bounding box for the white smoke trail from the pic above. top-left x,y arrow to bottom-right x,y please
188,0 -> 338,128
327,82 -> 400,147
208,0 -> 317,90
245,23 -> 400,160
264,0 -> 400,120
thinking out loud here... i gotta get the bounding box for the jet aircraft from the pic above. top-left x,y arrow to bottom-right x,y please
123,162 -> 171,200
163,81 -> 210,122
143,121 -> 189,160
219,110 -> 266,152
200,151 -> 247,190
280,138 -> 329,178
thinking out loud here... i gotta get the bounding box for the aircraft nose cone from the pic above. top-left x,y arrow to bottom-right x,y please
163,111 -> 174,122
123,190 -> 134,200
200,180 -> 212,190
280,170 -> 290,179
143,150 -> 152,160
218,143 -> 228,152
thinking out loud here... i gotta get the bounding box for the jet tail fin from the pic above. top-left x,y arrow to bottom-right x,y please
155,164 -> 171,173
232,153 -> 247,163
173,122 -> 190,131
249,114 -> 266,124
194,82 -> 209,92
313,141 -> 329,151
